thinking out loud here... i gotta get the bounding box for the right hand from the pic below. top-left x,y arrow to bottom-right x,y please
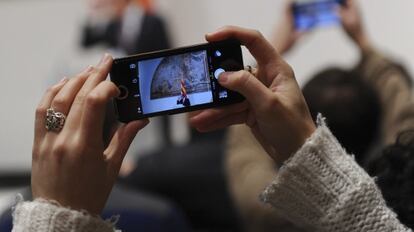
339,0 -> 372,51
190,26 -> 316,165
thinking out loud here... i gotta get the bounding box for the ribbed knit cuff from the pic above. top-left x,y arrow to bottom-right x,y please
260,115 -> 407,231
12,196 -> 116,232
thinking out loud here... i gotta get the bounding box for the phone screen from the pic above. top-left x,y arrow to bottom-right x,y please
110,39 -> 244,122
292,0 -> 344,31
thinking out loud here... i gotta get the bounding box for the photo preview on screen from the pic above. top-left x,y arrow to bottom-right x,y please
137,50 -> 213,114
110,39 -> 244,122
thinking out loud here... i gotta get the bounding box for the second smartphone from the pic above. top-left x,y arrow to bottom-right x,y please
292,0 -> 345,31
110,39 -> 245,122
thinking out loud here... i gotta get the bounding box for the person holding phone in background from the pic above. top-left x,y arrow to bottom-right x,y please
225,0 -> 414,231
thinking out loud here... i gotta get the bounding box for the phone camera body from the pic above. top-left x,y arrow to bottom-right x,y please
110,39 -> 244,122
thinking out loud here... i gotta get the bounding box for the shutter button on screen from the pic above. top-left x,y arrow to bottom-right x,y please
214,68 -> 225,80
117,85 -> 129,100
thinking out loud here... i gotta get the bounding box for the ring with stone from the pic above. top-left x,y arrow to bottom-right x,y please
45,108 -> 66,132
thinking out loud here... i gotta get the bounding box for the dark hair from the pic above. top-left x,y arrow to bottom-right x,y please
367,131 -> 414,229
302,67 -> 381,163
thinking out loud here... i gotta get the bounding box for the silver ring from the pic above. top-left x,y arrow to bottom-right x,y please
45,108 -> 66,132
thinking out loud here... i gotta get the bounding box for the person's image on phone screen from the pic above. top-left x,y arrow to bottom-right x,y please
136,51 -> 213,114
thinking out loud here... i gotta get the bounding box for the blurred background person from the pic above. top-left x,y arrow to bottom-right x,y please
82,0 -> 170,56
225,0 -> 414,231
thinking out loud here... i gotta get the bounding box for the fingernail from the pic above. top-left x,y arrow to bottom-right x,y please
98,53 -> 111,66
218,72 -> 231,83
85,65 -> 94,73
102,53 -> 112,66
97,55 -> 105,66
80,65 -> 93,75
59,77 -> 68,84
104,53 -> 112,63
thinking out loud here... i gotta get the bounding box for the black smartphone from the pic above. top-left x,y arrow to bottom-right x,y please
110,39 -> 245,122
292,0 -> 345,31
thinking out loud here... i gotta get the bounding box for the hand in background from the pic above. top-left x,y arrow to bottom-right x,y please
190,26 -> 316,165
339,0 -> 372,52
272,1 -> 305,55
31,54 -> 149,215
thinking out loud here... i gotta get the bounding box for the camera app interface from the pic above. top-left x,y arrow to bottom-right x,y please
116,42 -> 243,118
293,0 -> 343,30
136,51 -> 212,114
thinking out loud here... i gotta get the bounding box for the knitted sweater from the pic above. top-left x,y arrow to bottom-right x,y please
260,116 -> 410,231
12,197 -> 116,232
12,120 -> 411,231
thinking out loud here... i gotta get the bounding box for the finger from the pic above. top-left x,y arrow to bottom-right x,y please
217,70 -> 271,108
343,0 -> 352,7
189,101 -> 248,128
187,110 -> 202,119
69,54 -> 113,121
34,78 -> 68,151
105,119 -> 149,172
80,81 -> 120,140
293,31 -> 307,41
337,0 -> 352,16
194,111 -> 248,132
285,0 -> 294,16
81,54 -> 113,93
50,66 -> 93,117
205,26 -> 279,65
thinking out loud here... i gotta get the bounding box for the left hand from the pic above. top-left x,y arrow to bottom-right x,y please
31,54 -> 149,215
272,1 -> 306,55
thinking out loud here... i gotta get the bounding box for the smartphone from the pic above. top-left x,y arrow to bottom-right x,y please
110,39 -> 245,122
292,0 -> 345,31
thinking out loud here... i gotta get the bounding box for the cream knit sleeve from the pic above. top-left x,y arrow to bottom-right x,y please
260,117 -> 411,232
12,196 -> 117,232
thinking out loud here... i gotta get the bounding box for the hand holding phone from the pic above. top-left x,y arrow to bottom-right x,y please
190,26 -> 316,164
110,39 -> 244,122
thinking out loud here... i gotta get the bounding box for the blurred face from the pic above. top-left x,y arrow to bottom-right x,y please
86,0 -> 128,20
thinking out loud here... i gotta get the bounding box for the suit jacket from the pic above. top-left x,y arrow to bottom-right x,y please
81,13 -> 170,55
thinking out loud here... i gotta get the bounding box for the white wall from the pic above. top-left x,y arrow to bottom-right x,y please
0,0 -> 413,172
0,0 -> 85,172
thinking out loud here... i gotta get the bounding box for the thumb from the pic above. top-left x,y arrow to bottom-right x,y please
218,70 -> 270,106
